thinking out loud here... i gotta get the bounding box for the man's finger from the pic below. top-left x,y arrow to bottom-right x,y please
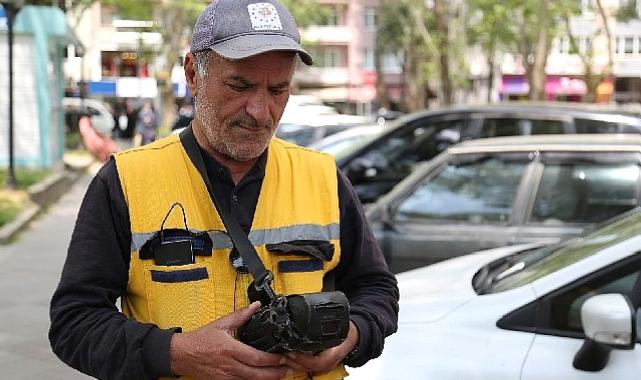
231,339 -> 289,368
212,301 -> 261,331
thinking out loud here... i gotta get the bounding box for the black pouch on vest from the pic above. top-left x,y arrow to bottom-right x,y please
138,203 -> 213,266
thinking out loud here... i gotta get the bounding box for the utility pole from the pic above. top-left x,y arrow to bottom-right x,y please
2,0 -> 24,189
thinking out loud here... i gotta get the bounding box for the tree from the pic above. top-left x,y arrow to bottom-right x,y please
467,0 -> 514,102
563,0 -> 613,102
497,0 -> 574,101
433,0 -> 453,105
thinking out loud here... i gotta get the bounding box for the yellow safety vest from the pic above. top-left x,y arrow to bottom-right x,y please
114,134 -> 348,379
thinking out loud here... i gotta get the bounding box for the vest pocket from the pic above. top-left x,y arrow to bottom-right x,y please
267,241 -> 333,295
144,262 -> 216,332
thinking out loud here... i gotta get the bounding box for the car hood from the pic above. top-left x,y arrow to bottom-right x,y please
397,244 -> 540,323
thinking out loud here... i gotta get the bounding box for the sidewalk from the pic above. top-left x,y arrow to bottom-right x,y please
0,174 -> 92,379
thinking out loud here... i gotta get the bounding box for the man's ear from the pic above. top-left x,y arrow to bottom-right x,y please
184,52 -> 198,98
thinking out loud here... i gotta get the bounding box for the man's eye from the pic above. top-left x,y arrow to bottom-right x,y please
229,84 -> 249,92
270,88 -> 287,96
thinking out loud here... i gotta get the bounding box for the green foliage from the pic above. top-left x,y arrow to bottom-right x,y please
617,0 -> 639,21
0,169 -> 51,190
377,0 -> 412,50
0,198 -> 20,228
280,0 -> 331,27
466,0 -> 514,52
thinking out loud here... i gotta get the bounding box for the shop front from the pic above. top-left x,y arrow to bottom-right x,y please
500,75 -> 611,103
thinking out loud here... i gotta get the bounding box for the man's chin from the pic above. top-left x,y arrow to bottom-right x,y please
223,145 -> 267,162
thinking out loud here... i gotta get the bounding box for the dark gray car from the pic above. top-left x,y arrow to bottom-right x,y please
339,103 -> 641,204
367,134 -> 641,273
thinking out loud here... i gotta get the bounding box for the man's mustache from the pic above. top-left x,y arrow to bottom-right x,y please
229,114 -> 273,130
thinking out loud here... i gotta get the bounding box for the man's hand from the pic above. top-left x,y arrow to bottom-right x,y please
283,321 -> 359,376
169,302 -> 292,380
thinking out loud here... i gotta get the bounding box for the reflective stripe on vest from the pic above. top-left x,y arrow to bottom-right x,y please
131,223 -> 341,252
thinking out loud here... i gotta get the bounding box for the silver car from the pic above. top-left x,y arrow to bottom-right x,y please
367,134 -> 641,273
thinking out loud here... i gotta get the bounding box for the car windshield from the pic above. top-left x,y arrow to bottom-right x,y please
485,209 -> 641,293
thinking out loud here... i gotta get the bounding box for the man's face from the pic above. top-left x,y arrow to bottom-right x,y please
188,51 -> 296,162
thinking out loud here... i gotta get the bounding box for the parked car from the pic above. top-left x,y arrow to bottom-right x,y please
348,208 -> 641,380
308,125 -> 383,158
367,134 -> 641,273
338,102 -> 641,203
63,97 -> 115,136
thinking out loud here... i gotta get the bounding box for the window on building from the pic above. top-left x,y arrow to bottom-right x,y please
324,5 -> 344,26
557,36 -> 570,54
625,36 -> 634,54
101,51 -> 143,78
638,37 -> 641,54
579,37 -> 592,54
382,50 -> 403,74
308,47 -> 345,68
364,7 -> 377,29
363,48 -> 375,69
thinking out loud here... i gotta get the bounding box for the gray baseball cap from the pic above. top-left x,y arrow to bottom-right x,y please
190,0 -> 313,66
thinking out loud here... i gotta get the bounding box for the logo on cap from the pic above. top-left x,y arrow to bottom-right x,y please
247,3 -> 283,31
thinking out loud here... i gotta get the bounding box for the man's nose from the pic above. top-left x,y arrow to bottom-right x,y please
246,91 -> 271,126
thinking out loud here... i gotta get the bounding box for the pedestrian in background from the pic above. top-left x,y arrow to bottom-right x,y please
133,101 -> 158,146
49,0 -> 399,379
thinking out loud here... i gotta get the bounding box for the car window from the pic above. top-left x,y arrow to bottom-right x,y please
549,259 -> 641,333
394,156 -> 527,223
528,119 -> 565,134
277,128 -> 316,146
480,118 -> 565,137
352,119 -> 465,180
488,211 -> 641,293
574,118 -> 616,133
574,118 -> 638,133
480,118 -> 522,137
530,163 -> 640,224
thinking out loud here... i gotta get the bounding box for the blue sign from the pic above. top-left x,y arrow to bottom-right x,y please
0,7 -> 7,32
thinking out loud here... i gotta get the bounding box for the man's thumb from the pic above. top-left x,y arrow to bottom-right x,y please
213,301 -> 262,330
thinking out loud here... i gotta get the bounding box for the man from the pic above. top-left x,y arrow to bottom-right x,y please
49,1 -> 399,379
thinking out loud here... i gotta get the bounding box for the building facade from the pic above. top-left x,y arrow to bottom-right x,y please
294,0 -> 404,115
64,3 -> 164,100
500,0 -> 641,104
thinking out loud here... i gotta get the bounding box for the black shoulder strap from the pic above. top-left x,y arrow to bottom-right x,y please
179,126 -> 271,283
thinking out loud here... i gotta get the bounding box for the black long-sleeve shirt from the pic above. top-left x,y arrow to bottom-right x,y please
49,147 -> 399,379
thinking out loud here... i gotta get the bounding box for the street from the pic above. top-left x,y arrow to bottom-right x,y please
0,174 -> 91,379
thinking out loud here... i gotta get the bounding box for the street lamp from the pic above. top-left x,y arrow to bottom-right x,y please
1,0 -> 24,189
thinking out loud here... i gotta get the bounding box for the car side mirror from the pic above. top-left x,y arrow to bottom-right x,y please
573,293 -> 636,372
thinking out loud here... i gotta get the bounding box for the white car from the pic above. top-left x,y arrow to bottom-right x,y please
348,209 -> 641,379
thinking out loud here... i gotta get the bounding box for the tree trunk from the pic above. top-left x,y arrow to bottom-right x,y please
155,2 -> 185,130
434,0 -> 452,105
404,43 -> 426,112
487,35 -> 496,103
595,0 -> 613,103
529,0 -> 550,101
375,34 -> 391,111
